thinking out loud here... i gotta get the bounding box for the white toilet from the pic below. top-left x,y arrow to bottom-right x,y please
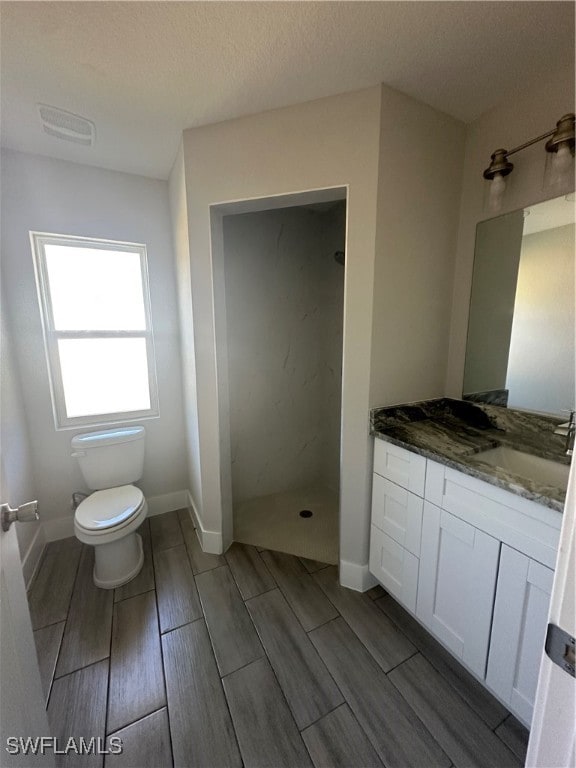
71,426 -> 148,589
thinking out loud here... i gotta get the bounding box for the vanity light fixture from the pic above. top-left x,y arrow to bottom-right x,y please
483,112 -> 575,211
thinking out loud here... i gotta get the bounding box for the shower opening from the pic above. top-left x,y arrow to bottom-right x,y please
215,191 -> 346,565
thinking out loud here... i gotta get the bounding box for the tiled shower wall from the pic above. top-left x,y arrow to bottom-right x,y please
223,203 -> 345,507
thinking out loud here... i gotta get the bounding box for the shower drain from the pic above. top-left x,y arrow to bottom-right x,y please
299,510 -> 313,518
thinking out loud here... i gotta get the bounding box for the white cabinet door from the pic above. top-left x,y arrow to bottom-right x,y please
371,474 -> 423,556
369,525 -> 419,613
416,502 -> 500,678
486,545 -> 553,727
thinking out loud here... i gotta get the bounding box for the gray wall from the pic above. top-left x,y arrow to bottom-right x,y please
175,86 -> 382,574
168,143 -> 203,516
369,85 -> 465,407
1,150 -> 188,535
174,83 -> 465,585
223,204 -> 344,507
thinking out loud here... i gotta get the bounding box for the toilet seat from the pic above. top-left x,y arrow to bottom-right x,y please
75,485 -> 145,536
73,484 -> 148,587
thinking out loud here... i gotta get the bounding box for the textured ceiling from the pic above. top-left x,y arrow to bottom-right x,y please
1,1 -> 574,179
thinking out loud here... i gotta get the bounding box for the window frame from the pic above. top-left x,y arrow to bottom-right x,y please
30,231 -> 160,430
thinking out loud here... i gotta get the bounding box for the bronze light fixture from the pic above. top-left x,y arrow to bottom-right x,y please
483,113 -> 575,210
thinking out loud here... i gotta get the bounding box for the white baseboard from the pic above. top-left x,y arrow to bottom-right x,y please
22,525 -> 47,589
146,490 -> 188,517
185,491 -> 200,530
43,515 -> 74,542
186,491 -> 223,554
339,558 -> 377,592
43,489 -> 189,542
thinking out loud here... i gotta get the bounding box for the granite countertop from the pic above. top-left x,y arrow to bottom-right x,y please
370,398 -> 571,513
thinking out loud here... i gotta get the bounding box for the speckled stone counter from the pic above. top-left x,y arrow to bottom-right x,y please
370,398 -> 571,512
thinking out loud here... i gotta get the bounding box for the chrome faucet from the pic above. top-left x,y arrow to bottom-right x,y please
554,410 -> 575,456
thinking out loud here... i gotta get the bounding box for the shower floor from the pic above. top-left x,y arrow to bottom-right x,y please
233,485 -> 339,564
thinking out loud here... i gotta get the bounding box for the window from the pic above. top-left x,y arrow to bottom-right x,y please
31,232 -> 159,429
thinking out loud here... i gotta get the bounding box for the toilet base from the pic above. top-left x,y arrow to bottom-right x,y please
93,532 -> 144,589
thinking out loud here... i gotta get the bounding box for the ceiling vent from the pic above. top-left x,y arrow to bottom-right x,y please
37,104 -> 95,146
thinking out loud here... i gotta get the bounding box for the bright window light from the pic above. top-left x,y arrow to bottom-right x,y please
45,245 -> 146,331
31,233 -> 159,428
59,338 -> 151,417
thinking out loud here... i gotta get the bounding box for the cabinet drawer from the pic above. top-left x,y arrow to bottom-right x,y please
371,473 -> 423,556
373,439 -> 426,496
369,525 -> 419,613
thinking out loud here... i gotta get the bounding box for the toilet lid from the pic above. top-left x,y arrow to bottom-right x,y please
75,485 -> 144,531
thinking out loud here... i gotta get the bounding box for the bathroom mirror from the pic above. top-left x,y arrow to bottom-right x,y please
463,194 -> 575,417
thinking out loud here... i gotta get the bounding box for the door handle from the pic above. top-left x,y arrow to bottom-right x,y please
1,501 -> 39,532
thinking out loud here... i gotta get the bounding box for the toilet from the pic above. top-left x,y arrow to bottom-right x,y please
71,426 -> 148,589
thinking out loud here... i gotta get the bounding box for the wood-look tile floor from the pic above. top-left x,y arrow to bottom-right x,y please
28,510 -> 529,768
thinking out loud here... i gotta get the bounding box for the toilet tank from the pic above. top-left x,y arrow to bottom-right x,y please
71,426 -> 146,490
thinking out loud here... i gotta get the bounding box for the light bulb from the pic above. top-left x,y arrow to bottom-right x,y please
550,144 -> 573,184
488,173 -> 506,212
544,142 -> 574,192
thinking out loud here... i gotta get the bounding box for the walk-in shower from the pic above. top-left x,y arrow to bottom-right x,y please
221,199 -> 346,563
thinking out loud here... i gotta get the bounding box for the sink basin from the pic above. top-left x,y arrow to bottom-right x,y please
472,446 -> 570,491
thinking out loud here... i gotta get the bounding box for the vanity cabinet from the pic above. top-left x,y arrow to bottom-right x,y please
369,440 -> 425,612
373,438 -> 426,495
369,438 -> 562,726
369,525 -> 419,612
370,473 -> 423,555
417,502 -> 500,679
486,545 -> 554,724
